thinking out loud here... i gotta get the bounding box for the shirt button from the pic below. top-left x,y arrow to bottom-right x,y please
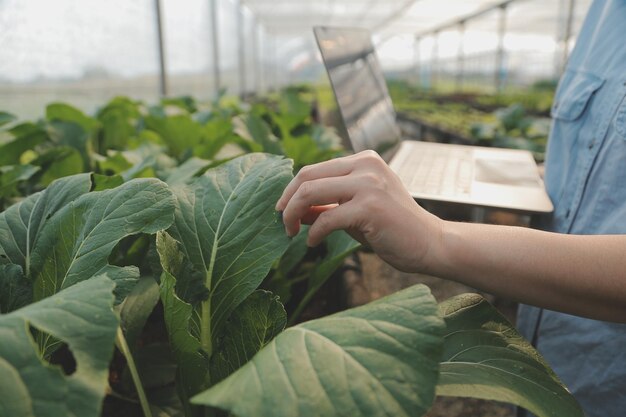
588,138 -> 596,149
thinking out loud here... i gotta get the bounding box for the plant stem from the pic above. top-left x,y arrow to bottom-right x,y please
288,289 -> 315,326
116,327 -> 153,417
200,298 -> 213,357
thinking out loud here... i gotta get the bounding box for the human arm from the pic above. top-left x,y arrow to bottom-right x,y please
275,151 -> 626,322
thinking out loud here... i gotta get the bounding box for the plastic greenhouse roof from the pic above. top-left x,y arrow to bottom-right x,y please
242,0 -> 592,38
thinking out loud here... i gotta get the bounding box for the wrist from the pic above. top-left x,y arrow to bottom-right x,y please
411,213 -> 448,275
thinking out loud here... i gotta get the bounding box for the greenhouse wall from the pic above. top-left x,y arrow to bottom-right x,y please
0,0 -> 594,119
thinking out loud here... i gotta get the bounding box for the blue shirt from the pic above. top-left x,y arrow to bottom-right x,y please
517,1 -> 626,416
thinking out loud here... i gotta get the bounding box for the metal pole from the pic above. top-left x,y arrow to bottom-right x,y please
273,36 -> 278,91
251,20 -> 259,95
209,0 -> 221,94
554,0 -> 565,77
495,4 -> 508,91
413,36 -> 421,87
257,26 -> 264,94
431,32 -> 439,90
456,21 -> 465,91
236,0 -> 246,98
561,0 -> 576,74
154,0 -> 168,96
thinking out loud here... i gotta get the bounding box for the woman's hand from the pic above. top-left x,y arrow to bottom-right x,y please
275,150 -> 443,273
276,151 -> 626,322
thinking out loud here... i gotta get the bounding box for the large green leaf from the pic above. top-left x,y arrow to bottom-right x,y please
167,153 -> 293,349
0,164 -> 40,198
118,276 -> 161,350
275,90 -> 310,133
210,290 -> 286,383
31,178 -> 176,301
117,143 -> 177,181
0,174 -> 92,275
193,284 -> 445,417
436,293 -> 584,417
145,114 -> 204,159
157,230 -> 208,416
29,147 -> 84,187
277,225 -> 310,277
195,118 -> 238,159
165,157 -> 211,186
160,267 -> 207,417
46,121 -> 92,171
0,123 -> 48,166
46,102 -> 100,134
0,275 -> 118,417
96,97 -> 141,151
0,264 -> 30,313
0,111 -> 16,128
233,113 -> 282,155
282,134 -> 326,169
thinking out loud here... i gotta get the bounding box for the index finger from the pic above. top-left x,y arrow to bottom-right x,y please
275,156 -> 354,211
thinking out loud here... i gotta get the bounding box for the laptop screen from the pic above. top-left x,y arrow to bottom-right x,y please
314,26 -> 401,156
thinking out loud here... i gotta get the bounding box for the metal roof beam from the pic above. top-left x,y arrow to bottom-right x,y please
372,0 -> 422,31
414,0 -> 521,38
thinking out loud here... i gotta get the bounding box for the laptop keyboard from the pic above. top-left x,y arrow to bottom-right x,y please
395,148 -> 473,197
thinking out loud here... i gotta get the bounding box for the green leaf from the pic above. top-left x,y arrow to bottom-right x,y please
46,121 -> 92,171
118,276 -> 161,350
97,97 -> 140,150
0,275 -> 118,417
0,264 -> 31,313
282,134 -> 324,169
290,231 -> 360,324
159,266 -> 207,416
91,173 -> 124,191
156,231 -> 207,306
0,111 -> 17,128
0,174 -> 92,275
196,118 -> 236,159
117,143 -> 177,181
97,143 -> 174,182
0,164 -> 40,198
210,290 -> 286,383
193,284 -> 445,417
145,115 -> 204,159
311,125 -> 342,152
277,225 -> 309,276
0,123 -> 48,166
29,147 -> 84,187
46,103 -> 100,133
98,151 -> 132,175
276,90 -> 310,132
233,114 -> 282,155
310,231 -> 360,291
161,96 -> 198,113
165,157 -> 211,186
436,293 -> 585,417
168,153 -> 293,347
31,178 -> 176,302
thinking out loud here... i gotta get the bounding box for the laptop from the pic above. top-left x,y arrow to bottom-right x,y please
314,26 -> 553,214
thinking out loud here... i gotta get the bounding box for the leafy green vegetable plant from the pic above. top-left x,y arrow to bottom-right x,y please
0,89 -> 585,417
0,275 -> 118,417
